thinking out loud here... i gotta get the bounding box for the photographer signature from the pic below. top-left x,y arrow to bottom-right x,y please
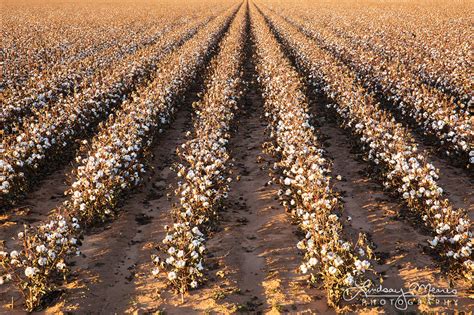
343,280 -> 458,311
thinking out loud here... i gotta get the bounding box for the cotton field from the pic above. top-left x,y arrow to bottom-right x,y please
0,0 -> 472,313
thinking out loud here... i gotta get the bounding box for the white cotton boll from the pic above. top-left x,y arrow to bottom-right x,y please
354,260 -> 363,271
186,170 -> 195,179
168,271 -> 177,280
36,245 -> 47,253
192,227 -> 202,236
334,256 -> 344,267
197,261 -> 204,271
328,266 -> 338,275
362,260 -> 370,269
341,242 -> 351,251
344,274 -> 354,286
56,262 -> 66,270
297,241 -> 305,250
300,264 -> 308,274
38,257 -> 47,266
429,237 -> 439,247
451,235 -> 461,243
25,267 -> 37,277
163,235 -> 173,243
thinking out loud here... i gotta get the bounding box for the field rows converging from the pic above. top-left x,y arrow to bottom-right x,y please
1,0 -> 473,313
275,10 -> 472,168
2,13 -> 218,207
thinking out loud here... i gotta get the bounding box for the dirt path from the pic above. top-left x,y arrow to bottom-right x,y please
310,97 -> 473,313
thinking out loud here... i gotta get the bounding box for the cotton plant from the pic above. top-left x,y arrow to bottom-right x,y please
152,223 -> 206,299
0,215 -> 81,311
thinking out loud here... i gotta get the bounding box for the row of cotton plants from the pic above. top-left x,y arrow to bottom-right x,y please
264,0 -> 472,108
152,5 -> 246,298
251,5 -> 374,309
1,17 -> 189,133
0,16 -> 212,207
314,13 -> 472,109
0,5 -> 240,311
260,7 -> 473,281
269,8 -> 472,168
